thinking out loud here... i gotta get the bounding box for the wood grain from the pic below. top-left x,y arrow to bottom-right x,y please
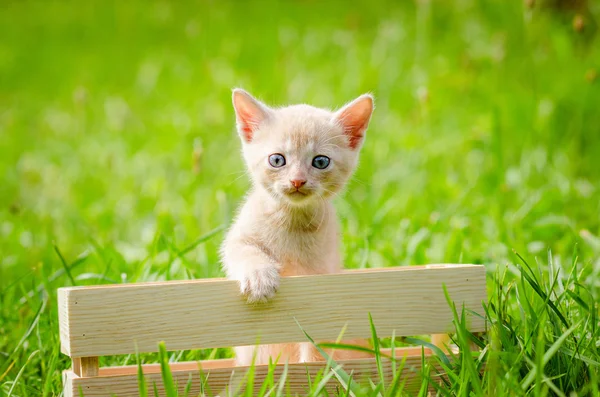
63,347 -> 444,397
58,265 -> 487,358
72,357 -> 99,377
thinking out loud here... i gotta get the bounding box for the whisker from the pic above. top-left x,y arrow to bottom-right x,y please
315,195 -> 326,230
348,174 -> 367,187
227,171 -> 251,186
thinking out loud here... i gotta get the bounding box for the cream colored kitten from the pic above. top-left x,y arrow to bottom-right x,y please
221,88 -> 374,366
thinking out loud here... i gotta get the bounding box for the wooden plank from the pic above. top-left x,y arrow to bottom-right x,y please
73,356 -> 100,377
58,286 -> 70,356
64,348 -> 444,396
75,357 -> 98,377
62,371 -> 73,397
72,358 -> 81,376
59,265 -> 487,358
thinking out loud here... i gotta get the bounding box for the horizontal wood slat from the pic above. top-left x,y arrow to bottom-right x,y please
63,347 -> 444,397
58,265 -> 487,358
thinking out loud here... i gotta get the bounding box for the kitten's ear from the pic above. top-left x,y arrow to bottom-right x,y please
232,88 -> 271,143
333,94 -> 374,150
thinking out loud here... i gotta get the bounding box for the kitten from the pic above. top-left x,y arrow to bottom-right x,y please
221,89 -> 374,366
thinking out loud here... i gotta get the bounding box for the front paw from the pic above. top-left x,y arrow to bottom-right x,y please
239,266 -> 280,303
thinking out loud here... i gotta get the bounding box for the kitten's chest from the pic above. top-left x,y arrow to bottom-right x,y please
268,229 -> 320,260
264,228 -> 338,275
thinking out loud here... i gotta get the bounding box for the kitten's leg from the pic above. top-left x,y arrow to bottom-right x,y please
234,345 -> 274,367
234,345 -> 258,367
300,339 -> 373,363
236,343 -> 301,367
222,240 -> 280,303
223,240 -> 282,365
431,334 -> 452,353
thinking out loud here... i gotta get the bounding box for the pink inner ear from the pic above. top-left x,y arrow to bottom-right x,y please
233,90 -> 268,143
238,109 -> 259,142
241,125 -> 254,141
340,116 -> 368,149
348,134 -> 363,150
337,96 -> 373,150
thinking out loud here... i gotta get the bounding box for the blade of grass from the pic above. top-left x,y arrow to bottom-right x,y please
442,285 -> 483,395
53,244 -> 77,286
195,361 -> 211,397
343,372 -> 354,397
183,374 -> 193,397
0,297 -> 46,375
136,346 -> 148,397
41,344 -> 60,397
316,343 -> 383,357
521,320 -> 583,390
385,353 -> 408,397
402,338 -> 450,367
368,313 -> 385,394
158,341 -> 177,397
244,347 -> 258,397
390,330 -> 396,376
276,361 -> 289,397
177,225 -> 225,257
515,251 -> 570,328
294,318 -> 363,396
257,357 -> 277,397
7,350 -> 39,397
331,369 -> 356,397
309,365 -> 344,397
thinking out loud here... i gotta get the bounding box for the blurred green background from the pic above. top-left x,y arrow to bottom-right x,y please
2,0 -> 599,280
1,0 -> 599,394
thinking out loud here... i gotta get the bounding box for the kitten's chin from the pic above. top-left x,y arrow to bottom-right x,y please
281,191 -> 314,205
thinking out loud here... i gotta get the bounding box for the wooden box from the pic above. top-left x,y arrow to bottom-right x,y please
58,264 -> 487,396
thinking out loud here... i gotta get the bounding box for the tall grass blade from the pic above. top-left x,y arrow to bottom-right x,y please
276,361 -> 289,397
515,251 -> 570,328
136,347 -> 148,397
6,350 -> 38,397
294,318 -> 362,396
158,342 -> 178,397
53,244 -> 77,286
177,225 -> 225,257
368,313 -> 385,394
402,337 -> 450,367
310,365 -> 343,397
521,320 -> 582,390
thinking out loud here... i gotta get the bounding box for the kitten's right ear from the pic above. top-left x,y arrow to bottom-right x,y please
333,94 -> 374,150
232,88 -> 271,143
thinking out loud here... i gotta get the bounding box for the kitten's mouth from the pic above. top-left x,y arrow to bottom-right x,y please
284,189 -> 311,201
288,190 -> 307,196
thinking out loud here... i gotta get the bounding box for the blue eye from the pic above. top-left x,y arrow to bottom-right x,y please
312,155 -> 330,169
268,153 -> 286,168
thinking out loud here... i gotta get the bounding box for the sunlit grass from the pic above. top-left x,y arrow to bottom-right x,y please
1,0 -> 599,395
127,252 -> 599,396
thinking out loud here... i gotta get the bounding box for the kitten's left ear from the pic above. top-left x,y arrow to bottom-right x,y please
333,94 -> 374,150
232,88 -> 272,143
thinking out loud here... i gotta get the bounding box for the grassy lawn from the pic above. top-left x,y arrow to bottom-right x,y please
1,0 -> 599,395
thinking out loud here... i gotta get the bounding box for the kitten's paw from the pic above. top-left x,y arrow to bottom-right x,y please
239,266 -> 280,303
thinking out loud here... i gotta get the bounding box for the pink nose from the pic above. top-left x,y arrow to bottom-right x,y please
290,179 -> 307,189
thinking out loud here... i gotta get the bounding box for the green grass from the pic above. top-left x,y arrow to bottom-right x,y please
1,0 -> 599,395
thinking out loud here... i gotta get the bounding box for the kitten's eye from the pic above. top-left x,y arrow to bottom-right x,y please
312,155 -> 330,170
268,153 -> 286,168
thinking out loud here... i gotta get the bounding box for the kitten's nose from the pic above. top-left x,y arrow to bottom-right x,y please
290,179 -> 307,189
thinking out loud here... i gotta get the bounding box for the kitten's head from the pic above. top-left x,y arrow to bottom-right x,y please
232,89 -> 374,207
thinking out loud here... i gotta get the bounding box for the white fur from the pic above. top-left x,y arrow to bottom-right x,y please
221,89 -> 374,365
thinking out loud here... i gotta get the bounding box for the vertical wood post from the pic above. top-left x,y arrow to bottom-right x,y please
73,357 -> 99,377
